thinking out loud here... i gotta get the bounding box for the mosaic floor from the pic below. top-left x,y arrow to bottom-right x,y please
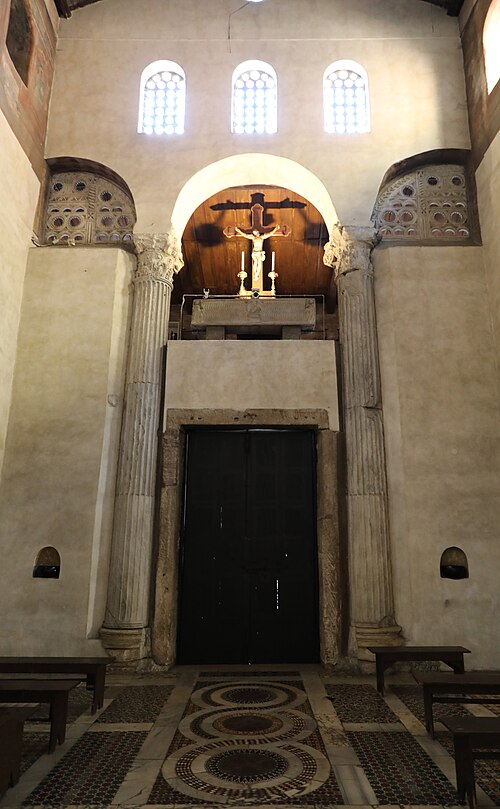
1,667 -> 499,809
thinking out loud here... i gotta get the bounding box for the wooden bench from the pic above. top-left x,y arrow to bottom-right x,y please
413,671 -> 500,738
0,679 -> 81,752
0,656 -> 112,714
367,645 -> 470,695
0,707 -> 34,799
441,716 -> 500,809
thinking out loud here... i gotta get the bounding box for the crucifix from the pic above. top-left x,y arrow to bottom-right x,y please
223,202 -> 290,296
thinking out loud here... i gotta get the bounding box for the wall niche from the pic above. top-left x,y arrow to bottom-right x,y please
33,546 -> 60,579
440,546 -> 469,580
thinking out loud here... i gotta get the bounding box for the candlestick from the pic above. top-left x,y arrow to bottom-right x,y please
271,251 -> 275,272
241,251 -> 245,272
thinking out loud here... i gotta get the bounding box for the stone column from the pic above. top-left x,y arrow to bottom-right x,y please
101,233 -> 182,663
324,225 -> 402,660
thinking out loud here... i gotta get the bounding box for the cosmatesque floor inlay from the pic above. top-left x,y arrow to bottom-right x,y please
2,667 -> 498,809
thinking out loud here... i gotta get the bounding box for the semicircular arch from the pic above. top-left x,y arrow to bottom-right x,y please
171,154 -> 338,241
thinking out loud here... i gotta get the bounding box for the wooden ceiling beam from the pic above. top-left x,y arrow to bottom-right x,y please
53,0 -> 71,18
55,0 -> 465,17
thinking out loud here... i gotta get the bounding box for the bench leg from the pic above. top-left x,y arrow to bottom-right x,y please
448,655 -> 465,675
92,667 -> 105,714
454,736 -> 476,809
48,693 -> 69,753
375,659 -> 388,696
422,686 -> 435,737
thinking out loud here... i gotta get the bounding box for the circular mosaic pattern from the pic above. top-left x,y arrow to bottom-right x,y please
213,713 -> 279,734
223,687 -> 275,704
179,707 -> 316,743
190,680 -> 306,711
162,738 -> 330,803
179,705 -> 316,742
206,748 -> 287,782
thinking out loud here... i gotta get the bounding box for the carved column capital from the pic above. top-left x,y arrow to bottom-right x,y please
324,224 -> 378,279
134,232 -> 184,285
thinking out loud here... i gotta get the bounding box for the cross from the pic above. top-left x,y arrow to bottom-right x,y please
223,203 -> 290,294
223,202 -> 289,240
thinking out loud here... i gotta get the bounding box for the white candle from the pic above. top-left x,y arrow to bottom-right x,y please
271,252 -> 275,272
241,251 -> 245,271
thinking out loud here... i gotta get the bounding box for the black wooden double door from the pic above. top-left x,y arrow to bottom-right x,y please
177,429 -> 319,664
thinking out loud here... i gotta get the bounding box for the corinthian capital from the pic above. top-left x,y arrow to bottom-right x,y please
325,224 -> 378,278
134,232 -> 184,284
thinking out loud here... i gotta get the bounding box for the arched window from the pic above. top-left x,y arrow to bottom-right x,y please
231,60 -> 277,134
138,60 -> 186,135
484,0 -> 500,94
6,0 -> 33,86
323,60 -> 370,134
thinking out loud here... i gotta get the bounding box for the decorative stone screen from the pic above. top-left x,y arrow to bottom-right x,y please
323,61 -> 369,134
138,60 -> 186,135
372,165 -> 471,242
231,60 -> 277,134
44,172 -> 136,245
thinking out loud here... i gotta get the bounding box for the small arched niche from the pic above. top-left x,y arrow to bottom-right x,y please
440,546 -> 469,580
6,0 -> 33,86
33,547 -> 60,579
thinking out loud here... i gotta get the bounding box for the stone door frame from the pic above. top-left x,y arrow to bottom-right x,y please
152,408 -> 344,667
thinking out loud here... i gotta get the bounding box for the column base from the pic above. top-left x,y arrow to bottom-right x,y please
100,627 -> 150,666
354,622 -> 403,661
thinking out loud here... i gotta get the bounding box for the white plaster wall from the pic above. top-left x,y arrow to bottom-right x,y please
165,341 -> 338,430
0,247 -> 133,654
46,0 -> 470,229
0,109 -> 40,481
374,245 -> 500,669
43,0 -> 60,31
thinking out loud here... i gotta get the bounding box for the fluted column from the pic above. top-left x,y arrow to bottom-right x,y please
325,225 -> 402,660
101,233 -> 182,663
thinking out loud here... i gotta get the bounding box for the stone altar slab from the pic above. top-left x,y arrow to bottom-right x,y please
191,298 -> 316,332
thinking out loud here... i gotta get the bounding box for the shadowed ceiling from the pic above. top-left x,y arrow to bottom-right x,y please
54,0 -> 464,17
172,185 -> 331,305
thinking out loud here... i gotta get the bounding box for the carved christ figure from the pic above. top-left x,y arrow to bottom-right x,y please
233,226 -> 280,284
224,202 -> 290,293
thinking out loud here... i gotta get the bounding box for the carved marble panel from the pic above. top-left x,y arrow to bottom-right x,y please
191,298 -> 316,329
44,171 -> 136,245
372,164 -> 471,242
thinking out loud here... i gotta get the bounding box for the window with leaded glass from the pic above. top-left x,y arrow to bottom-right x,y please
323,61 -> 370,134
138,60 -> 186,135
231,60 -> 277,134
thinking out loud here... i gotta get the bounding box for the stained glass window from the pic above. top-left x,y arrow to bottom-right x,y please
138,60 -> 186,135
232,60 -> 277,134
323,61 -> 370,134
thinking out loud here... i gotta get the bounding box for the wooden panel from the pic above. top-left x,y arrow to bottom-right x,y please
173,185 -> 332,303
